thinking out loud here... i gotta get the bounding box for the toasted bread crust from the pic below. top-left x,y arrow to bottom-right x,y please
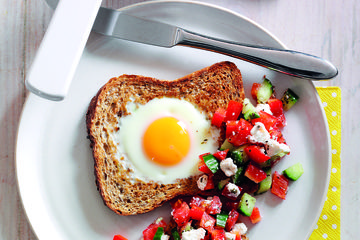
86,61 -> 245,215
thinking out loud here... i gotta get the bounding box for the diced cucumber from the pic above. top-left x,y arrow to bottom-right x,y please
238,193 -> 256,216
153,227 -> 164,240
281,88 -> 299,111
257,77 -> 274,103
171,228 -> 181,240
242,98 -> 260,120
220,139 -> 236,151
218,178 -> 231,191
216,212 -> 229,228
283,162 -> 304,181
203,154 -> 219,174
229,145 -> 249,166
232,166 -> 245,185
256,168 -> 272,195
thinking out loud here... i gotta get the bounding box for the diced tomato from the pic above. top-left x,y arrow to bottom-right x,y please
210,229 -> 226,240
206,196 -> 222,214
212,108 -> 227,127
275,112 -> 287,128
222,200 -> 239,212
226,120 -> 240,138
244,145 -> 270,164
251,83 -> 261,101
225,100 -> 243,121
269,128 -> 286,144
251,111 -> 277,131
267,99 -> 283,116
189,196 -> 206,208
189,205 -> 205,220
113,235 -> 128,240
198,153 -> 214,175
225,209 -> 239,231
244,164 -> 267,183
227,119 -> 253,146
204,174 -> 215,190
249,207 -> 262,224
200,212 -> 216,231
271,171 -> 289,200
213,149 -> 229,161
171,199 -> 190,227
142,218 -> 167,240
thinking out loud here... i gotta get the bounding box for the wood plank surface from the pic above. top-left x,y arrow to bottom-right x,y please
0,0 -> 358,239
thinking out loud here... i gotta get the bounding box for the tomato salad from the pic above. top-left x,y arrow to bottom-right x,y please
114,77 -> 304,240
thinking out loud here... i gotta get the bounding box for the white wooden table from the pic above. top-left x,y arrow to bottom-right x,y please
0,0 -> 358,239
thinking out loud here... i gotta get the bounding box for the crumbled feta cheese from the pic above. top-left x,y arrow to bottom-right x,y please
225,182 -> 241,198
225,232 -> 236,240
197,175 -> 208,191
231,223 -> 248,235
255,103 -> 273,115
267,140 -> 290,156
220,158 -> 238,177
248,122 -> 271,144
161,234 -> 170,240
181,228 -> 206,240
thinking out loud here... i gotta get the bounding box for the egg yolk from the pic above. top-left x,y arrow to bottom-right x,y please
143,116 -> 191,166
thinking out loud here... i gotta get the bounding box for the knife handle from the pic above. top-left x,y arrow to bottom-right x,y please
178,29 -> 337,80
25,0 -> 102,101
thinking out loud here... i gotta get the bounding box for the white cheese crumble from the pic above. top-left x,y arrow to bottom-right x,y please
220,158 -> 238,177
197,174 -> 208,191
181,228 -> 206,240
225,182 -> 241,198
231,223 -> 248,235
255,103 -> 273,115
161,234 -> 170,240
225,232 -> 236,240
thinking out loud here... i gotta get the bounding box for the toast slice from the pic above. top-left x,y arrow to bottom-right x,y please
86,61 -> 245,216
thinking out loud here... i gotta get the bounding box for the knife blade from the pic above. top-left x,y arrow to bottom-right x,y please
92,7 -> 338,81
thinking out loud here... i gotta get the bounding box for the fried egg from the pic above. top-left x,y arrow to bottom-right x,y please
110,97 -> 220,184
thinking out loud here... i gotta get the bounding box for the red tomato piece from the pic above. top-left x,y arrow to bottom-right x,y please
213,149 -> 229,161
222,200 -> 239,212
244,164 -> 267,183
226,120 -> 240,138
142,218 -> 167,240
275,112 -> 287,128
267,99 -> 284,116
244,145 -> 270,164
204,174 -> 215,190
113,235 -> 128,240
206,196 -> 222,214
210,229 -> 226,240
225,100 -> 243,121
212,108 -> 227,127
251,83 -> 261,101
271,171 -> 289,200
171,199 -> 190,227
225,209 -> 240,231
189,205 -> 205,220
190,196 -> 206,208
198,153 -> 214,175
249,207 -> 262,224
200,212 -> 216,231
251,111 -> 277,131
227,119 -> 253,146
269,128 -> 286,144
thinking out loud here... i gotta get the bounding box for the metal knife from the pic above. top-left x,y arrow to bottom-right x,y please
92,7 -> 338,81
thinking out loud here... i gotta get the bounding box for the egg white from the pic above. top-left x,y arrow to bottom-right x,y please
109,97 -> 220,184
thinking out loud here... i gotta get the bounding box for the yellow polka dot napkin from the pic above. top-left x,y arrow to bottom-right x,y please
309,87 -> 341,240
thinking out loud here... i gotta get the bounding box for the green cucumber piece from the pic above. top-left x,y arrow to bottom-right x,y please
203,154 -> 219,174
232,166 -> 245,185
153,227 -> 164,240
281,88 -> 299,111
216,212 -> 229,228
218,178 -> 231,191
229,145 -> 249,165
257,77 -> 274,103
256,168 -> 272,195
242,98 -> 260,120
238,193 -> 256,216
220,139 -> 236,151
283,162 -> 304,181
171,228 -> 181,240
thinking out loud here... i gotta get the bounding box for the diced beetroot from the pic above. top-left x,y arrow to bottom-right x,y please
271,171 -> 289,199
212,108 -> 227,127
225,209 -> 240,231
244,145 -> 270,164
171,199 -> 190,227
142,218 -> 167,240
249,207 -> 262,224
245,164 -> 267,183
206,196 -> 222,214
200,212 -> 216,231
225,100 -> 243,121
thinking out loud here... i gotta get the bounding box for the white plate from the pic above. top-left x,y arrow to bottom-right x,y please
16,1 -> 331,239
